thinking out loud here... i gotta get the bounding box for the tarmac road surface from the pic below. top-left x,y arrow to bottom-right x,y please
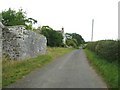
7,49 -> 107,88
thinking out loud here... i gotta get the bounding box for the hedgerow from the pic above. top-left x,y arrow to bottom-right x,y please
86,40 -> 118,62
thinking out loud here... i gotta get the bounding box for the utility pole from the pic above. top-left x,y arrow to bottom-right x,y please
91,19 -> 94,41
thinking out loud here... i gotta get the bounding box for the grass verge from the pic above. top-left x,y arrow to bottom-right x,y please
84,49 -> 119,88
2,47 -> 75,87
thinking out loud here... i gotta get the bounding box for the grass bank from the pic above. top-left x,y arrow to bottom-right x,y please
84,49 -> 118,88
2,47 -> 75,87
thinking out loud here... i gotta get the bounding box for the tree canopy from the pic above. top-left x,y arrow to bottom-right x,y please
1,8 -> 37,30
41,26 -> 64,47
65,33 -> 85,48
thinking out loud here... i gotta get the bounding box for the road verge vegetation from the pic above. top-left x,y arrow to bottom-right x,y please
2,47 -> 75,87
84,40 -> 119,88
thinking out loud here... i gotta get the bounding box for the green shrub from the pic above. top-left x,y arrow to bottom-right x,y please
87,41 -> 98,52
87,40 -> 118,62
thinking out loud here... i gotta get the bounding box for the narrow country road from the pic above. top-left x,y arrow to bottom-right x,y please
7,49 -> 107,88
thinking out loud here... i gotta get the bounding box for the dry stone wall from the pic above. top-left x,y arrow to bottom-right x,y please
1,22 -> 47,60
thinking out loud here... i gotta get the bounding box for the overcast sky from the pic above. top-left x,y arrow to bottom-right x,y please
0,0 -> 119,41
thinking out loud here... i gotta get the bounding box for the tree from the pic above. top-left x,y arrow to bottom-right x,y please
71,33 -> 85,45
66,38 -> 77,48
41,26 -> 63,47
1,8 -> 37,30
65,33 -> 85,48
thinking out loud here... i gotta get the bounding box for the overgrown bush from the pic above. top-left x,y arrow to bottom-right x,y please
87,40 -> 118,62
